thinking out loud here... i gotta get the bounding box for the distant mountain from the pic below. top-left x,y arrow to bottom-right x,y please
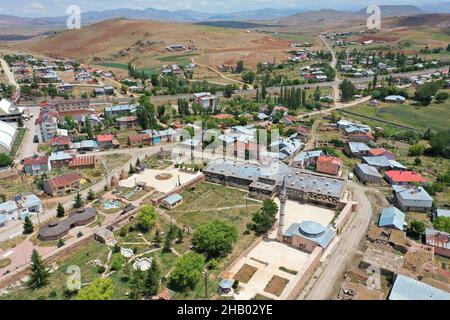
419,2 -> 450,13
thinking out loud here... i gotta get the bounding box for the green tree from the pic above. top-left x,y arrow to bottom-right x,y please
23,216 -> 34,234
84,119 -> 93,139
87,189 -> 95,201
27,249 -> 49,289
169,252 -> 205,291
0,153 -> 13,167
339,79 -> 355,103
250,199 -> 278,235
129,269 -> 145,300
242,71 -> 255,84
192,220 -> 238,258
435,91 -> 449,102
56,203 -> 65,218
313,86 -> 321,101
77,278 -> 113,300
136,205 -> 157,232
236,60 -> 244,73
153,228 -> 162,247
430,130 -> 450,158
73,192 -> 83,208
408,143 -> 425,156
144,259 -> 161,296
414,81 -> 440,106
433,216 -> 450,233
408,220 -> 425,239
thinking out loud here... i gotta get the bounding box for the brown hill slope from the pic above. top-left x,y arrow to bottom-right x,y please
24,18 -> 290,62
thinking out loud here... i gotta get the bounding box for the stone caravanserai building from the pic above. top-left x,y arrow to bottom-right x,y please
203,159 -> 346,208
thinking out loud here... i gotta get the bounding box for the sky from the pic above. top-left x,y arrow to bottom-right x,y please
0,0 -> 444,17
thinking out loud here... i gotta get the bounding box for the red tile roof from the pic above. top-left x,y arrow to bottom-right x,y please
368,148 -> 387,156
385,170 -> 425,183
46,173 -> 81,189
49,136 -> 71,146
58,109 -> 95,118
96,134 -> 114,142
68,156 -> 95,168
128,133 -> 151,143
317,156 -> 343,166
23,156 -> 49,166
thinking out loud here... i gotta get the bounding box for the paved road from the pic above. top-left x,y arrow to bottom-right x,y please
16,67 -> 447,107
14,107 -> 40,163
301,182 -> 374,300
0,58 -> 19,90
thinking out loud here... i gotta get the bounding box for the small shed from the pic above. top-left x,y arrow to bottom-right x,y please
161,194 -> 183,210
219,279 -> 234,295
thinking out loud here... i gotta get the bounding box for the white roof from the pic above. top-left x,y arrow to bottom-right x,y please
0,120 -> 17,152
0,99 -> 12,114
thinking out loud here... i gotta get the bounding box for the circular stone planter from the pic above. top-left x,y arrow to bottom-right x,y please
155,173 -> 173,180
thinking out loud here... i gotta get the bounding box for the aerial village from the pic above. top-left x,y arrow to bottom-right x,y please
0,22 -> 449,301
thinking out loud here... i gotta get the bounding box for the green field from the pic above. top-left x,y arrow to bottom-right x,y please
271,32 -> 316,44
99,63 -> 128,70
343,98 -> 450,133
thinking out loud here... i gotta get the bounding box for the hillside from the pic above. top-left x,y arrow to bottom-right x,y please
23,18 -> 292,69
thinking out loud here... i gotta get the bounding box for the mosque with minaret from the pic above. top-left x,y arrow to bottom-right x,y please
277,177 -> 336,254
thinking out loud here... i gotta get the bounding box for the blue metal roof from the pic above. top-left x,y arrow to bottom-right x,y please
347,142 -> 370,153
389,274 -> 450,300
436,209 -> 450,218
392,185 -> 433,202
379,207 -> 405,230
219,279 -> 234,289
0,214 -> 5,225
164,194 -> 183,205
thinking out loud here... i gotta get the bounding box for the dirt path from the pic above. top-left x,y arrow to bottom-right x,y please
319,35 -> 340,102
191,57 -> 252,89
0,58 -> 19,90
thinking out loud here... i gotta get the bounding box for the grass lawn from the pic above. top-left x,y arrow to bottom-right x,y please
0,235 -> 27,251
271,32 -> 316,44
99,63 -> 128,70
2,240 -> 110,300
9,127 -> 26,156
343,98 -> 450,133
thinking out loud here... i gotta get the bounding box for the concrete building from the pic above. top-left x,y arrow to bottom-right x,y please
35,110 -> 59,143
0,120 -> 17,154
392,185 -> 433,212
193,92 -> 218,110
43,99 -> 90,112
0,193 -> 42,225
104,104 -> 137,117
362,156 -> 406,171
344,142 -> 370,158
43,172 -> 81,196
23,156 -> 51,175
0,99 -> 23,123
316,156 -> 342,176
292,150 -> 324,169
355,164 -> 383,183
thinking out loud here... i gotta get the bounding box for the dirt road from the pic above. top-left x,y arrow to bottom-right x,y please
0,58 -> 19,90
300,182 -> 374,300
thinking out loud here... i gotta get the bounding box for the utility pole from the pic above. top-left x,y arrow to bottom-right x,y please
204,269 -> 208,298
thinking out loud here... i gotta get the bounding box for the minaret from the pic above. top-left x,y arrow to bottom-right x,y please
277,177 -> 287,242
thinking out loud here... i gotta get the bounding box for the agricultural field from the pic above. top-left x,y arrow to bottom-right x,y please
342,96 -> 450,133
